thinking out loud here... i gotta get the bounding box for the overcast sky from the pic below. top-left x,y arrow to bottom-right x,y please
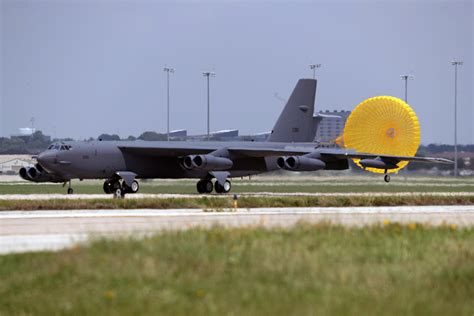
1,0 -> 472,144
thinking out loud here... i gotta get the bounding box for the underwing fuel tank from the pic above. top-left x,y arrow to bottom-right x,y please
359,158 -> 398,170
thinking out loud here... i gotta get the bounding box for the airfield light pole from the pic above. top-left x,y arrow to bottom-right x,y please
203,71 -> 215,141
400,74 -> 414,103
451,60 -> 463,177
163,66 -> 175,141
309,64 -> 321,79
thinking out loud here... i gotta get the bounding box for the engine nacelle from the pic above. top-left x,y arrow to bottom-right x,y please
183,154 -> 233,171
277,156 -> 326,171
19,167 -> 31,180
359,158 -> 398,170
19,166 -> 64,183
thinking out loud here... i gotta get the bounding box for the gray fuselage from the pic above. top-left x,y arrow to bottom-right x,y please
37,140 -> 320,181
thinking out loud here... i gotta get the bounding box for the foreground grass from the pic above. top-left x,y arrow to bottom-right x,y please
0,194 -> 473,210
1,224 -> 473,315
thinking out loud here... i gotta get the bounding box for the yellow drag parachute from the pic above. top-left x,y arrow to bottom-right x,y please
340,96 -> 420,174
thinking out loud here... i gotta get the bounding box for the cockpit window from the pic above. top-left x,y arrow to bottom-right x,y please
48,143 -> 72,150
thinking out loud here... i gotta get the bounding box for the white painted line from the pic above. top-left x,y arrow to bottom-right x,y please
1,205 -> 473,219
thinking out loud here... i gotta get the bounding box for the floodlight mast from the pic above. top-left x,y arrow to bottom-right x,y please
203,71 -> 215,141
400,74 -> 414,103
309,64 -> 321,79
451,60 -> 463,177
163,66 -> 175,141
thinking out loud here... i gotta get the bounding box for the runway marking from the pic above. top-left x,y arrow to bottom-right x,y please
1,205 -> 474,219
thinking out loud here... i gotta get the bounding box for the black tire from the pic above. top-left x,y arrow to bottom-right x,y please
196,180 -> 206,194
204,180 -> 213,193
103,180 -> 113,194
111,180 -> 121,190
214,182 -> 224,194
122,181 -> 139,194
130,180 -> 139,193
223,180 -> 231,193
384,174 -> 391,183
67,188 -> 73,194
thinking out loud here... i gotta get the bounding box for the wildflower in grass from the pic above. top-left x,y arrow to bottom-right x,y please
383,219 -> 391,226
103,290 -> 116,300
408,223 -> 417,230
195,289 -> 206,298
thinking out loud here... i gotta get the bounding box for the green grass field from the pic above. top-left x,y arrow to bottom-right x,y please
1,175 -> 473,195
1,224 -> 473,315
0,194 -> 472,211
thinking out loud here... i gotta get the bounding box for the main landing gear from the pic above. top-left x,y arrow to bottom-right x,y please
63,180 -> 74,194
103,178 -> 139,198
196,179 -> 231,194
384,170 -> 391,183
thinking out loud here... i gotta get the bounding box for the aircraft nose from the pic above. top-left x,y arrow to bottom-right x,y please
37,151 -> 56,169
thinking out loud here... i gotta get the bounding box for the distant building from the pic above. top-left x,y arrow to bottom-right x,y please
18,127 -> 36,136
186,129 -> 240,141
314,110 -> 351,144
0,155 -> 34,175
169,130 -> 187,138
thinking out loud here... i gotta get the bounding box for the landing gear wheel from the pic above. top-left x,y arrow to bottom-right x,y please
215,180 -> 231,194
130,180 -> 139,193
103,180 -> 113,194
384,174 -> 391,183
122,180 -> 139,194
197,180 -> 213,194
196,180 -> 206,194
223,180 -> 231,193
204,180 -> 213,193
215,182 -> 224,194
67,188 -> 73,194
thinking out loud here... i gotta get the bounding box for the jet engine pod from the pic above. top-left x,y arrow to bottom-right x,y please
19,165 -> 64,183
342,96 -> 420,174
276,157 -> 287,169
285,156 -> 326,171
183,155 -> 195,169
19,167 -> 30,180
193,155 -> 233,171
27,167 -> 39,179
183,154 -> 233,171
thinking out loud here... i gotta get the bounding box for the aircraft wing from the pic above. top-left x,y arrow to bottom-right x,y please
318,149 -> 453,164
118,144 -> 452,163
118,144 -> 310,158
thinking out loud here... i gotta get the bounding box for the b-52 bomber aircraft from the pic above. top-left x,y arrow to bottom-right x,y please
20,79 -> 451,197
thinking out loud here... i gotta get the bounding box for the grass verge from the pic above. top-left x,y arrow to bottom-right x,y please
0,194 -> 472,210
0,224 -> 473,315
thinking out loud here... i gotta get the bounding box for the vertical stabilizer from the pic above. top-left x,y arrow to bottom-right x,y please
267,79 -> 317,142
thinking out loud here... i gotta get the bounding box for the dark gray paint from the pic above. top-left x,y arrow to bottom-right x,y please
20,79 -> 451,194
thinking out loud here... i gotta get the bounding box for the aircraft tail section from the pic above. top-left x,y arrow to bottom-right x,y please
267,79 -> 317,143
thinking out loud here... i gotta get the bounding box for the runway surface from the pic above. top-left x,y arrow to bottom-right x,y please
1,205 -> 474,254
0,192 -> 473,200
